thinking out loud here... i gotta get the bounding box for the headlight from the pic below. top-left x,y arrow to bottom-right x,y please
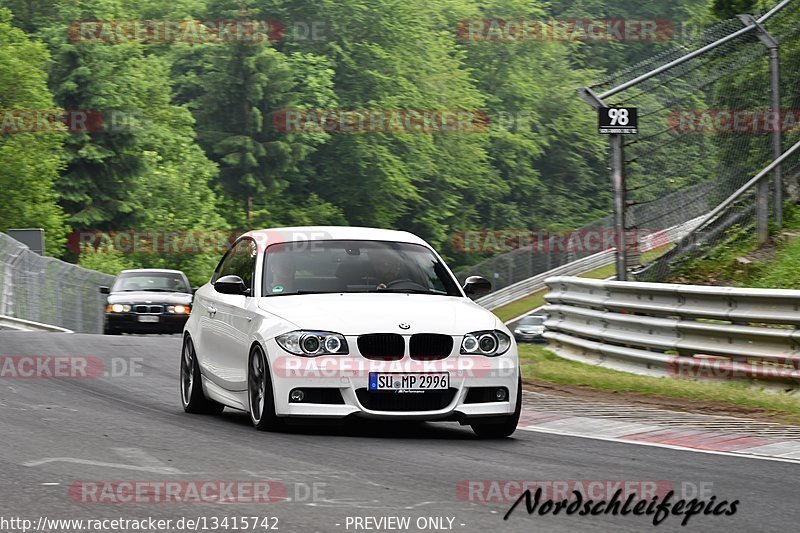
276,331 -> 349,356
106,304 -> 131,313
167,305 -> 191,314
460,330 -> 511,356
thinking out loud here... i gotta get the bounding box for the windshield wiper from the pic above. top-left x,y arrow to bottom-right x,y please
372,288 -> 446,295
268,290 -> 331,296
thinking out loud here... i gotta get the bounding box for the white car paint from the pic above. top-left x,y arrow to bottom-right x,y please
183,226 -> 519,425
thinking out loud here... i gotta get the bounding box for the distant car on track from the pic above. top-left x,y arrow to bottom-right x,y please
180,226 -> 521,438
100,269 -> 193,335
513,314 -> 546,343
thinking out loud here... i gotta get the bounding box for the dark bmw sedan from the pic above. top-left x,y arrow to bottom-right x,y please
100,269 -> 193,335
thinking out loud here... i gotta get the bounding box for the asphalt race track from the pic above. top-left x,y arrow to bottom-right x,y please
1,331 -> 798,532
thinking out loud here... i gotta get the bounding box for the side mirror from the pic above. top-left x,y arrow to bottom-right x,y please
463,276 -> 492,298
99,286 -> 110,295
214,275 -> 251,296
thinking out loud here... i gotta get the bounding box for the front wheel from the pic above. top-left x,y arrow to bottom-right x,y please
248,345 -> 283,431
470,376 -> 522,439
180,336 -> 224,414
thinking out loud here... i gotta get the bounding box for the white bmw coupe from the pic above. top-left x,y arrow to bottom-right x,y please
180,227 -> 521,438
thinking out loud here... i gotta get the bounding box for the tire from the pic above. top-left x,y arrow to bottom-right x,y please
470,376 -> 522,439
248,345 -> 283,431
104,324 -> 121,335
180,336 -> 224,414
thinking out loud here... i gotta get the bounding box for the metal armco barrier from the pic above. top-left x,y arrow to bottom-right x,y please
543,276 -> 800,384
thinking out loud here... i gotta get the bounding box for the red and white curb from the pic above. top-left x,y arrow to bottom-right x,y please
517,408 -> 800,463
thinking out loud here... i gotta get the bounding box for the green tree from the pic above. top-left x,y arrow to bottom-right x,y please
0,8 -> 67,253
177,0 -> 337,226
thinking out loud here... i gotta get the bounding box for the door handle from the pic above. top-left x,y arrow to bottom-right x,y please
206,305 -> 217,317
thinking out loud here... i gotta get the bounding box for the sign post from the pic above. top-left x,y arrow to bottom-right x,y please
598,107 -> 637,281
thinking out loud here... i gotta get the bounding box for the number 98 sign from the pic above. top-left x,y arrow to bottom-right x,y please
598,107 -> 638,134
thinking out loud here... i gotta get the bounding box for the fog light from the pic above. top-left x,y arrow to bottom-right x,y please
495,388 -> 508,401
290,389 -> 305,403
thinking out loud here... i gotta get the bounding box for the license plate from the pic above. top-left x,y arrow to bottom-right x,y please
369,373 -> 449,391
138,315 -> 160,323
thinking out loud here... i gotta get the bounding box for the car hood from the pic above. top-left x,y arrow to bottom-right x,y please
107,291 -> 193,305
257,293 -> 498,335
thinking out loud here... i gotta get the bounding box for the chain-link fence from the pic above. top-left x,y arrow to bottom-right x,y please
455,215 -> 614,291
460,1 -> 800,292
0,232 -> 114,333
586,1 -> 800,280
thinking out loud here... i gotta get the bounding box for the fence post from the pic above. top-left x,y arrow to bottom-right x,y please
611,134 -> 628,280
740,14 -> 781,241
769,46 -> 782,230
579,87 -> 627,281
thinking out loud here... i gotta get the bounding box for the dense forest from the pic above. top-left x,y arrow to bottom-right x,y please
0,0 -> 764,284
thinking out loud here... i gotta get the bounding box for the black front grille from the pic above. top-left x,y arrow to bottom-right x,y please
134,305 -> 163,314
409,334 -> 453,360
356,388 -> 457,411
357,333 -> 405,360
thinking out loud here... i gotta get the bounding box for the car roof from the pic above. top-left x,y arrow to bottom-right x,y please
240,226 -> 429,247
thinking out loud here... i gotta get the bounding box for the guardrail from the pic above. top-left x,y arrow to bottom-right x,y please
0,314 -> 73,333
543,276 -> 800,384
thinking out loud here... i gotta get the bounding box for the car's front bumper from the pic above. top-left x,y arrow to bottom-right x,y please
105,313 -> 189,333
514,332 -> 545,343
266,340 -> 519,421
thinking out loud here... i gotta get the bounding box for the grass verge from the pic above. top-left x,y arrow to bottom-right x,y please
519,344 -> 800,423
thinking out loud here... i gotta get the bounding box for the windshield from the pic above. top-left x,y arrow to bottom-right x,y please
519,316 -> 545,326
263,240 -> 461,297
112,272 -> 190,293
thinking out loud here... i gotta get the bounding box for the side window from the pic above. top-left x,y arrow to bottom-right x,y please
236,239 -> 258,291
216,239 -> 258,292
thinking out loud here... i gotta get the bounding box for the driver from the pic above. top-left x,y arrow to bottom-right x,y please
268,252 -> 296,294
372,250 -> 404,290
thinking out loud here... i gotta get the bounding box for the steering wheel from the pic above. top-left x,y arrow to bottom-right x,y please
383,279 -> 428,291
